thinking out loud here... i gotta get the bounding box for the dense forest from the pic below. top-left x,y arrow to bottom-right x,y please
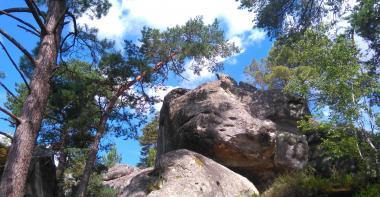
0,0 -> 379,196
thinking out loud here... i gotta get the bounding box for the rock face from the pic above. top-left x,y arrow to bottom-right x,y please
103,164 -> 140,182
24,149 -> 57,197
103,164 -> 149,191
157,79 -> 309,189
104,149 -> 258,197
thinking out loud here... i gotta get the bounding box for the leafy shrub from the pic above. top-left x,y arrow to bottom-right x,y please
262,170 -> 331,197
354,183 -> 380,197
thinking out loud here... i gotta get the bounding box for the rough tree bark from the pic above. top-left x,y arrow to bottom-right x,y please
0,1 -> 66,196
74,53 -> 176,197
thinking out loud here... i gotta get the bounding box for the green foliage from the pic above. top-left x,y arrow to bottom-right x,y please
139,16 -> 239,78
138,117 -> 159,167
354,183 -> 380,197
262,168 -> 377,197
245,29 -> 376,123
262,170 -> 331,197
86,173 -> 117,197
101,145 -> 121,168
5,84 -> 29,117
351,0 -> 380,67
238,0 -> 345,38
62,147 -> 119,196
298,118 -> 361,162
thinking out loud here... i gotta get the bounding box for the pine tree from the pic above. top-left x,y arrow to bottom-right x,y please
138,117 -> 159,168
0,1 -> 111,196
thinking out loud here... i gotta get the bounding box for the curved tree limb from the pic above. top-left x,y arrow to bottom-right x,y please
31,0 -> 46,21
53,8 -> 68,33
0,82 -> 17,99
1,7 -> 47,20
66,12 -> 78,35
0,118 -> 15,126
24,0 -> 47,34
0,41 -> 31,92
0,106 -> 21,124
1,7 -> 31,14
0,28 -> 36,67
0,10 -> 41,36
17,25 -> 41,37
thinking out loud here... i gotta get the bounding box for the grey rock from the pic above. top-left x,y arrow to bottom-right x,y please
103,166 -> 153,196
103,164 -> 139,181
24,149 -> 57,197
157,79 -> 309,189
106,149 -> 258,197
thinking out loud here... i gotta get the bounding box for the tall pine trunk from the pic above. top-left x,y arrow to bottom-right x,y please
74,86 -> 125,197
0,1 -> 66,196
74,54 -> 174,197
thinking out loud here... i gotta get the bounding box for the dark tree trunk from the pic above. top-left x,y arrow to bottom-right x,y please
74,87 -> 123,197
74,128 -> 103,197
0,1 -> 66,196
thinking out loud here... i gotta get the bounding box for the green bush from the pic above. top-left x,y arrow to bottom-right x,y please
262,170 -> 331,197
86,173 -> 118,197
354,184 -> 380,197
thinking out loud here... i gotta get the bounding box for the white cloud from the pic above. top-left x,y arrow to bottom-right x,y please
147,85 -> 177,111
179,60 -> 217,89
248,29 -> 266,42
355,34 -> 375,61
121,0 -> 255,37
323,0 -> 358,37
76,0 -> 267,87
0,132 -> 12,146
78,0 -> 264,48
319,0 -> 376,62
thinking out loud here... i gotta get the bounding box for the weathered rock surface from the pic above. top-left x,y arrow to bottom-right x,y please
24,149 -> 57,197
103,164 -> 140,181
103,149 -> 259,197
157,79 -> 309,189
103,164 -> 150,192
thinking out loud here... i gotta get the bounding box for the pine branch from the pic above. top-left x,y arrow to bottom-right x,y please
0,28 -> 36,67
0,117 -> 15,126
31,0 -> 46,21
53,8 -> 68,33
24,0 -> 47,35
0,106 -> 21,124
104,52 -> 177,116
60,12 -> 78,53
1,7 -> 46,20
66,12 -> 78,35
0,41 -> 31,92
17,25 -> 40,37
0,10 -> 41,36
0,82 -> 17,99
1,7 -> 31,14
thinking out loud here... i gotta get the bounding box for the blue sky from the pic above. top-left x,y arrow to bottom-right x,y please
0,0 -> 275,165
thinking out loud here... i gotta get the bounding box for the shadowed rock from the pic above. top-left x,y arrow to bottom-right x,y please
157,79 -> 309,189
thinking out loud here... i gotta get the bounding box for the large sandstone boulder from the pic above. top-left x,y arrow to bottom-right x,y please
157,79 -> 309,189
103,149 -> 259,197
